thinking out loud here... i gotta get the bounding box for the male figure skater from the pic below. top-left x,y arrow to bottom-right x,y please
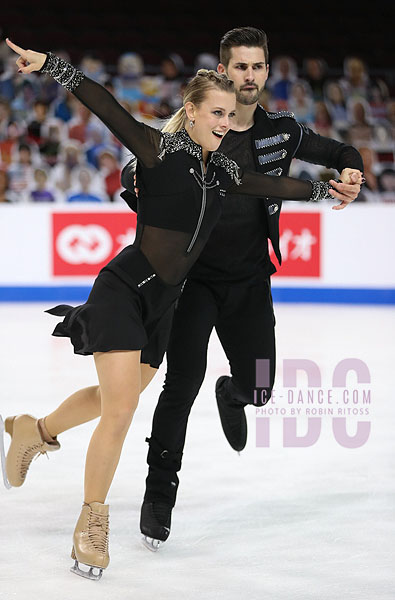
134,27 -> 363,548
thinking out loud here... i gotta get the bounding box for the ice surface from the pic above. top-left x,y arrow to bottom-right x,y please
0,302 -> 394,599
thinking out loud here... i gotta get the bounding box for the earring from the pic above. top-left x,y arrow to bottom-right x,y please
189,120 -> 195,128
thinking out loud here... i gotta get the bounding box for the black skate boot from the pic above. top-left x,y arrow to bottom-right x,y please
140,500 -> 172,552
215,375 -> 247,452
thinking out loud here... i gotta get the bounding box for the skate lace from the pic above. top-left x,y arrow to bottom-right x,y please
19,443 -> 48,479
88,511 -> 109,554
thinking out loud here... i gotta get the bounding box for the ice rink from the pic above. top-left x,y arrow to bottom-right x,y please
0,301 -> 394,599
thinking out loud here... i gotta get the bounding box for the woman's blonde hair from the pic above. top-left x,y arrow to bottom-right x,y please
162,69 -> 234,133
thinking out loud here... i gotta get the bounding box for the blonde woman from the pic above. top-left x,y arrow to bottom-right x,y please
1,38 -> 361,581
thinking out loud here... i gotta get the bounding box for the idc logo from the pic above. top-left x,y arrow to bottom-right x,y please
52,212 -> 137,276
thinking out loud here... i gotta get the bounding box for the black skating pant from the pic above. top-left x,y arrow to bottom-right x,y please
144,277 -> 276,507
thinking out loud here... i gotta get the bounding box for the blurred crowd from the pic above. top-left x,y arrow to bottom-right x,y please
0,40 -> 394,204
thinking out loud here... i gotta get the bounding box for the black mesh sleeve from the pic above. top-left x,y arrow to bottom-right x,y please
295,124 -> 364,173
228,170 -> 314,201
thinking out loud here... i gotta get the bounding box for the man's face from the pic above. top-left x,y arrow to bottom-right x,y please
219,46 -> 269,106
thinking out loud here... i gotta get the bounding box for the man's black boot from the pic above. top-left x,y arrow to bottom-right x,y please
215,375 -> 247,452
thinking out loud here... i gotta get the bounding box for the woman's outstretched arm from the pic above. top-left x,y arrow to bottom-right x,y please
6,39 -> 162,168
229,169 -> 363,210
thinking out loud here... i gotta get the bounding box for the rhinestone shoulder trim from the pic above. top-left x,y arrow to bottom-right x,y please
265,110 -> 295,120
158,129 -> 202,161
39,52 -> 85,92
210,152 -> 242,185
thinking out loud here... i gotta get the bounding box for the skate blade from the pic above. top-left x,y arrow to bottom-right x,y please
141,535 -> 164,552
0,415 -> 12,490
70,560 -> 103,581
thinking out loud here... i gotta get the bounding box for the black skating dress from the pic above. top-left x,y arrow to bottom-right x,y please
41,53 -> 332,368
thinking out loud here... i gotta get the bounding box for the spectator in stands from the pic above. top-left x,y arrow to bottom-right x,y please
346,97 -> 375,146
369,82 -> 389,123
7,142 -> 37,201
0,98 -> 12,141
27,99 -> 49,145
138,75 -> 161,121
48,139 -> 85,198
11,75 -> 39,118
323,81 -> 349,139
53,90 -> 74,123
377,168 -> 395,202
340,56 -> 369,100
194,53 -> 218,71
0,52 -> 17,102
85,125 -> 107,169
385,99 -> 395,140
67,167 -> 105,202
303,57 -> 328,101
113,52 -> 144,114
0,120 -> 26,166
267,55 -> 297,110
39,117 -> 67,167
30,168 -> 55,202
356,145 -> 381,201
313,101 -> 335,138
80,53 -> 107,85
68,102 -> 93,144
157,53 -> 184,111
0,168 -> 12,202
98,148 -> 121,202
288,80 -> 315,125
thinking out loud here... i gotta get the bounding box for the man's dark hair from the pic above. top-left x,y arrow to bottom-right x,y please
219,27 -> 269,67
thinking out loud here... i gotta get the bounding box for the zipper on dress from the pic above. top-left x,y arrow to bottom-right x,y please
186,160 -> 207,254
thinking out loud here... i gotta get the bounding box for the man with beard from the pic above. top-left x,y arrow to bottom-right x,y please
136,26 -> 363,549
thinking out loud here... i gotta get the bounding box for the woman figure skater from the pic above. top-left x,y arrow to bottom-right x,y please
0,38 -> 362,580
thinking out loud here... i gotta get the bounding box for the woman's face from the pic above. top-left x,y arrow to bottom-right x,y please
186,88 -> 236,152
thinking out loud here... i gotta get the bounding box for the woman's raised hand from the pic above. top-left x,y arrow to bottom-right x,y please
5,38 -> 47,73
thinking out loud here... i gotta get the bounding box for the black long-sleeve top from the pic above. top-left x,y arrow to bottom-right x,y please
40,54 -> 334,286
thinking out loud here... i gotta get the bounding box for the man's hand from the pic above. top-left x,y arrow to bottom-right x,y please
5,38 -> 47,73
329,169 -> 363,210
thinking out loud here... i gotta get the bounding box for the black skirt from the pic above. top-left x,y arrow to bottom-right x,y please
46,247 -> 183,369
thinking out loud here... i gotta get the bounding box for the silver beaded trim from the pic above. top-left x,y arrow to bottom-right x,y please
265,110 -> 295,120
309,180 -> 333,202
210,152 -> 242,185
159,129 -> 202,161
40,52 -> 85,92
255,133 -> 291,149
265,167 -> 283,176
258,150 -> 287,166
137,273 -> 156,288
158,128 -> 241,185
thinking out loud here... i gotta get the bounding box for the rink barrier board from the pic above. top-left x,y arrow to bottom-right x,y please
0,286 -> 394,304
0,204 -> 394,302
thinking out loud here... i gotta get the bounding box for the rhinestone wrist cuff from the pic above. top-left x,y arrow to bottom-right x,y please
39,52 -> 85,92
309,180 -> 339,202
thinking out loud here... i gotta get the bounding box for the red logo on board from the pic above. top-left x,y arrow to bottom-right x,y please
52,212 -> 137,276
271,212 -> 321,277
